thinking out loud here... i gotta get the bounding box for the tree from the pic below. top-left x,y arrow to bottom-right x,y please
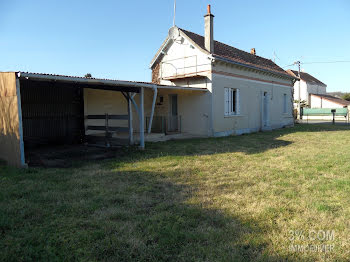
341,93 -> 350,101
85,73 -> 92,78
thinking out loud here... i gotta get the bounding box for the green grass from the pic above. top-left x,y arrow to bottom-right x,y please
1,124 -> 350,261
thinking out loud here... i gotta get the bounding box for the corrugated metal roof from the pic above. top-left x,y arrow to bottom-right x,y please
14,71 -> 207,91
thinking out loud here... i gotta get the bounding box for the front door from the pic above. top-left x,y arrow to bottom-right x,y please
169,94 -> 178,132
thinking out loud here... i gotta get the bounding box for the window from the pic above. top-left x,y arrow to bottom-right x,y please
225,88 -> 240,116
283,94 -> 287,114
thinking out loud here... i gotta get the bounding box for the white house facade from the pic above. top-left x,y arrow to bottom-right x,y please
150,5 -> 295,137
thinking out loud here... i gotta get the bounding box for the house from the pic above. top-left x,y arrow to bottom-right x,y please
287,69 -> 327,106
0,5 -> 295,168
308,93 -> 350,109
150,5 -> 295,136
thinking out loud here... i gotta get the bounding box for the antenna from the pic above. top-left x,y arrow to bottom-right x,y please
173,0 -> 176,26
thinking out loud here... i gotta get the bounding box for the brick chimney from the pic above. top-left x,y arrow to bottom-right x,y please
250,48 -> 256,55
204,5 -> 214,53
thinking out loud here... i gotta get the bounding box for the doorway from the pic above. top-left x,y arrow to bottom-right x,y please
262,92 -> 269,128
168,94 -> 178,132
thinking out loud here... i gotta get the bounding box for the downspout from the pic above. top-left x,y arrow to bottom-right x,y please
139,87 -> 145,149
147,86 -> 158,134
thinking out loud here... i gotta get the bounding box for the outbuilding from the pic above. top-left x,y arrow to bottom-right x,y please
0,72 -> 206,167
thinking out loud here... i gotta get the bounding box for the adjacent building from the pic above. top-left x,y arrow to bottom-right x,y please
309,93 -> 350,108
287,69 -> 327,105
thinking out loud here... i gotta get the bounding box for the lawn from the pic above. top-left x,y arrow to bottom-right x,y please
1,124 -> 350,261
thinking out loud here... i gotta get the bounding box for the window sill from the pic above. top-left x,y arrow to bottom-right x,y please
224,114 -> 244,118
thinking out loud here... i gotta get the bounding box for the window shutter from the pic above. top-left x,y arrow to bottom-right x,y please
224,88 -> 229,115
236,89 -> 240,115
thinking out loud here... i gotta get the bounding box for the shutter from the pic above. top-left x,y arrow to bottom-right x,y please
231,89 -> 234,113
224,88 -> 229,115
236,89 -> 240,115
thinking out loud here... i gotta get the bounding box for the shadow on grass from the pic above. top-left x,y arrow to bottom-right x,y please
104,124 -> 350,167
19,123 -> 350,168
0,166 -> 301,261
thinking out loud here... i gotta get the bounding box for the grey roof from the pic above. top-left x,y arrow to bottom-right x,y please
288,70 -> 327,86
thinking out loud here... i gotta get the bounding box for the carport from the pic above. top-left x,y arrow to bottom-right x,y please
0,71 -> 208,167
0,72 -> 153,167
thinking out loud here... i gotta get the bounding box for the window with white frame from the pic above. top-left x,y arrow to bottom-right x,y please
224,88 -> 240,116
283,94 -> 287,114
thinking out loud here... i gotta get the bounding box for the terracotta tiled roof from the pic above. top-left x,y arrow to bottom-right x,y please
179,28 -> 291,77
311,93 -> 350,106
288,70 -> 326,86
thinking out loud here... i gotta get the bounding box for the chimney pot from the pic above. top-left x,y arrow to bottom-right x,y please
250,48 -> 256,55
207,4 -> 211,14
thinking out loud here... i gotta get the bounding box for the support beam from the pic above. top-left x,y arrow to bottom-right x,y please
16,77 -> 27,167
139,87 -> 145,149
130,95 -> 140,115
148,86 -> 157,134
128,92 -> 134,145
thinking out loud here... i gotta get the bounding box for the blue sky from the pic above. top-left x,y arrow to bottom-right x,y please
1,0 -> 349,92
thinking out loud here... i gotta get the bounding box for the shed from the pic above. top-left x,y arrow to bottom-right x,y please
0,72 -> 205,167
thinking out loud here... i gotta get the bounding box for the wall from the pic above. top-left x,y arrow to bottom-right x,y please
307,83 -> 327,98
0,72 -> 25,167
293,80 -> 327,105
293,80 -> 308,103
156,33 -> 214,136
154,89 -> 211,136
84,87 -> 210,136
84,88 -> 151,134
160,35 -> 211,80
211,63 -> 294,136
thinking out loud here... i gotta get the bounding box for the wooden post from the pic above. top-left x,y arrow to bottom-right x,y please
128,93 -> 134,145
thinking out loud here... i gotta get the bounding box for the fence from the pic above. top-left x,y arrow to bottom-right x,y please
302,108 -> 349,124
85,114 -> 129,147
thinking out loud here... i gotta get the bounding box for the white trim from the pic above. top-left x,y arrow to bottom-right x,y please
149,37 -> 172,68
224,115 -> 244,118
